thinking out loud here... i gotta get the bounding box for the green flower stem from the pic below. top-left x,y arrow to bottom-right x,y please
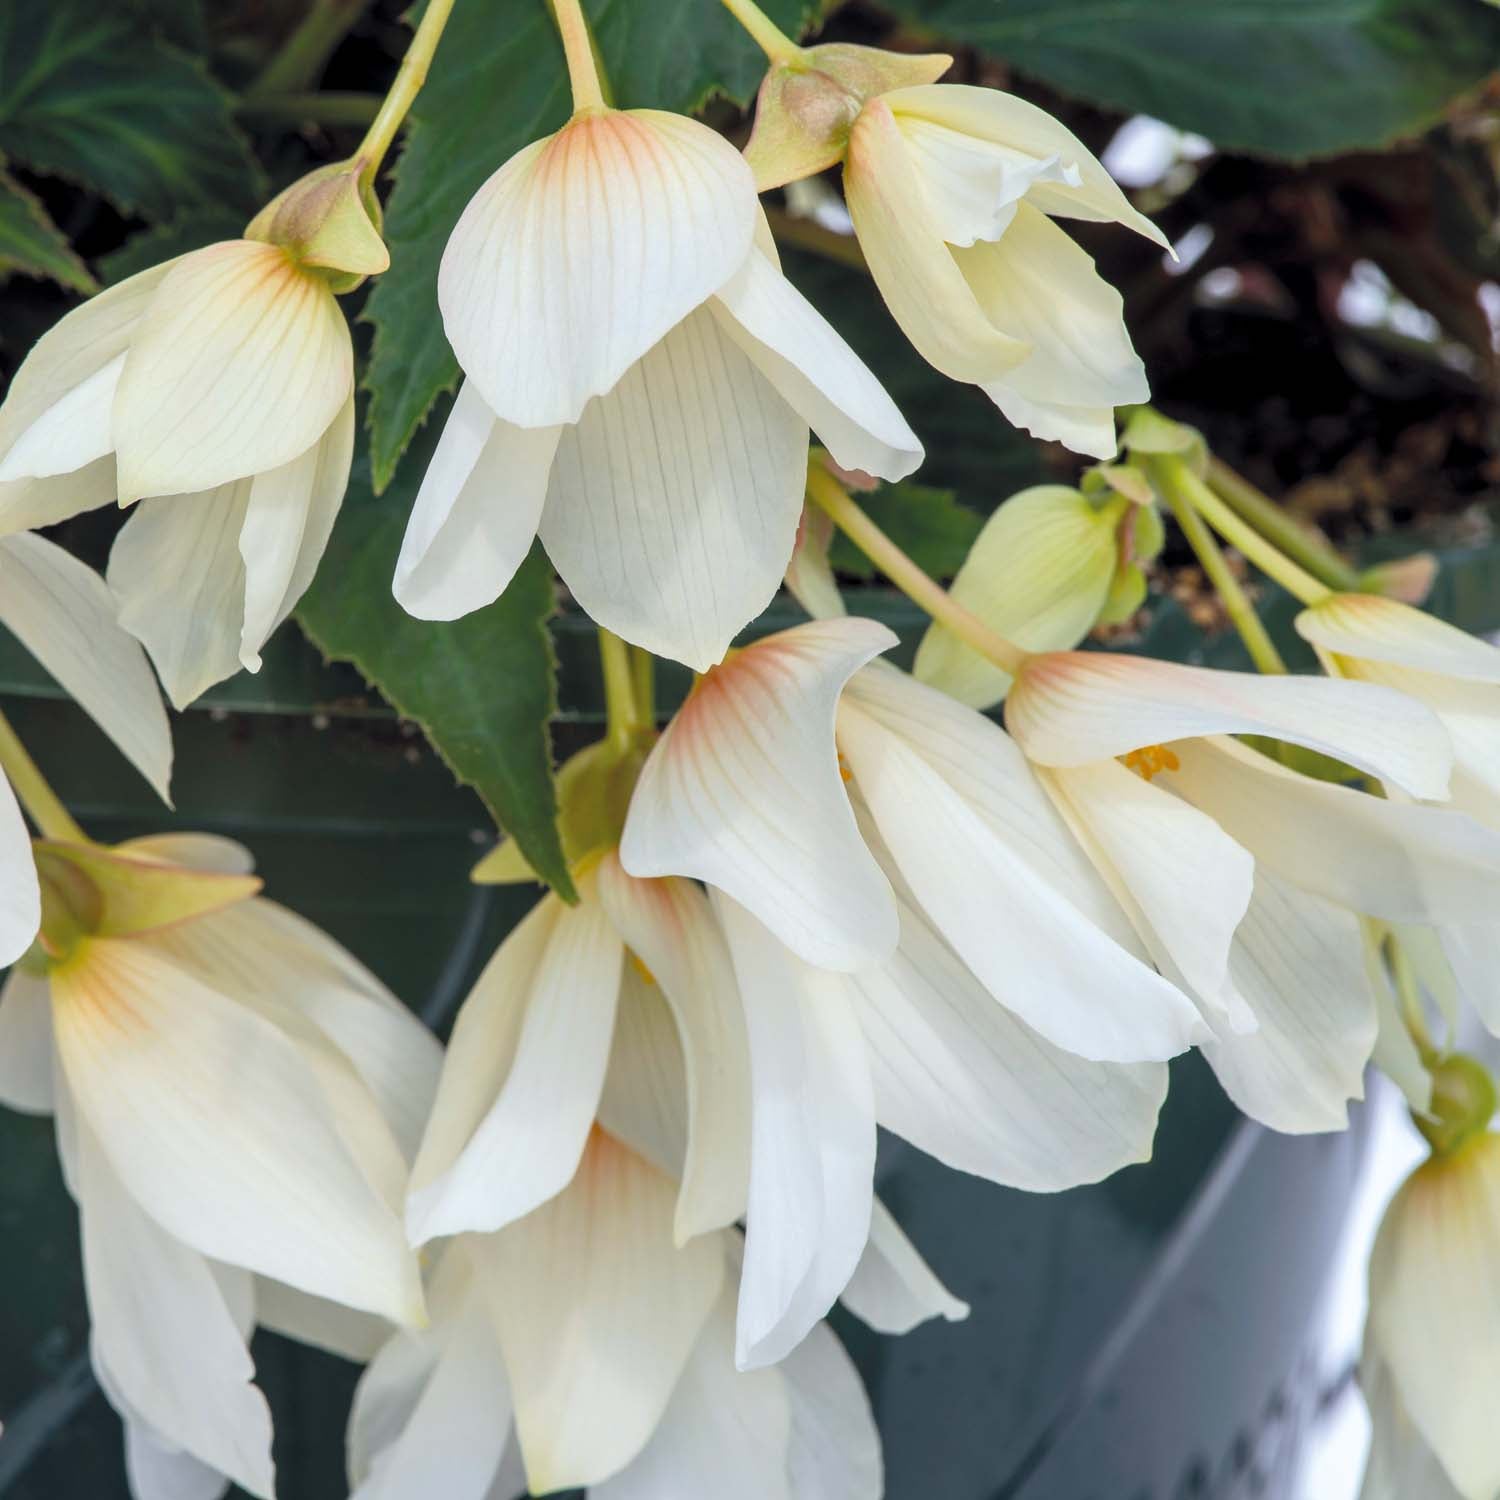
630,645 -> 657,729
598,629 -> 642,755
805,463 -> 1028,676
250,0 -> 370,98
238,91 -> 383,128
0,709 -> 84,843
549,0 -> 607,111
718,0 -> 803,65
352,0 -> 459,181
1206,456 -> 1362,594
1387,930 -> 1437,1062
1151,456 -> 1288,676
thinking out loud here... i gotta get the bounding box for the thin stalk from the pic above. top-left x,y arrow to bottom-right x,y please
718,0 -> 803,65
352,0 -> 459,181
250,0 -> 370,97
238,91 -> 383,128
1151,457 -> 1288,676
1387,932 -> 1436,1061
630,646 -> 656,729
1169,459 -> 1332,607
598,629 -> 641,755
1206,457 -> 1361,594
805,464 -> 1028,677
0,710 -> 84,843
549,0 -> 606,111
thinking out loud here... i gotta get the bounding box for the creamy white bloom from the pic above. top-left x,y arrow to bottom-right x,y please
0,531 -> 172,965
0,240 -> 356,707
1364,1132 -> 1500,1500
0,833 -> 438,1500
396,107 -> 922,671
843,85 -> 1164,458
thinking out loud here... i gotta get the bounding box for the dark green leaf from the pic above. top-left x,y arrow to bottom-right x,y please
97,205 -> 245,285
0,164 -> 95,292
362,0 -> 811,490
882,0 -> 1500,159
0,0 -> 262,220
296,420 -> 575,899
829,483 -> 984,581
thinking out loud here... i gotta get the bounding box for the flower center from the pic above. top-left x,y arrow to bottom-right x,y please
1121,744 -> 1180,782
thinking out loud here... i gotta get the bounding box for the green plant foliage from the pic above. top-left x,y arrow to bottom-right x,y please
297,422 -> 576,900
829,483 -> 985,581
361,0 -> 811,490
883,0 -> 1500,159
0,165 -> 95,293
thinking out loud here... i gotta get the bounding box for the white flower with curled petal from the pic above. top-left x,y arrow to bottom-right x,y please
394,105 -> 923,671
0,234 -> 362,708
0,833 -> 438,1500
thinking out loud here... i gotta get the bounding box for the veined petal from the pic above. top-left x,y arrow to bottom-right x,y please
0,460 -> 117,537
407,880 -> 623,1243
883,84 -> 1167,246
1369,1136 -> 1500,1500
1359,1355 -> 1466,1500
483,1129 -> 725,1492
108,478 -> 252,709
0,968 -> 53,1113
52,936 -> 423,1324
540,302 -> 806,672
0,531 -> 171,801
838,693 -> 1203,1063
783,1320 -> 883,1500
76,1120 -> 275,1499
620,617 -> 899,971
392,382 -> 560,622
439,109 -> 756,428
114,832 -> 255,875
0,772 -> 39,967
1297,594 -> 1500,683
714,894 -> 876,1371
840,1197 -> 968,1334
845,99 -> 1031,385
0,352 -> 123,482
596,854 -> 752,1241
1006,651 -> 1453,799
253,1277 -> 388,1365
596,962 -> 691,1180
113,242 -> 351,501
238,395 -> 354,670
854,889 -> 1168,1186
1198,873 -> 1374,1133
1168,736 -> 1500,926
710,247 -> 923,482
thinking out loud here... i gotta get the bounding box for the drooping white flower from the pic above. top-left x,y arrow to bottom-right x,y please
0,833 -> 438,1500
0,531 -> 172,966
395,106 -> 923,671
0,239 -> 358,708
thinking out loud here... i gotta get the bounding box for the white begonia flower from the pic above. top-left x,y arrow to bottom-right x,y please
1364,1131 -> 1500,1500
841,85 -> 1166,459
0,531 -> 172,965
0,238 -> 357,709
394,105 -> 923,672
0,833 -> 439,1500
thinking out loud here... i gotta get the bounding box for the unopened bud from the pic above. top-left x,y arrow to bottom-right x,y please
1120,406 -> 1208,476
245,161 -> 390,292
1416,1052 -> 1498,1157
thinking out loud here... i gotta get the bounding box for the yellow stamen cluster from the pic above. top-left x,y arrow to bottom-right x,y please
1121,744 -> 1181,782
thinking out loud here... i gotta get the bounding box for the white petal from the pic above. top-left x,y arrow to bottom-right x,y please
1006,651 -> 1453,799
392,381 -> 560,622
483,1129 -> 725,1492
1369,1136 -> 1500,1499
113,241 -> 352,501
1359,1354 -> 1466,1500
122,1423 -> 236,1500
596,854 -> 752,1241
0,531 -> 171,801
852,893 -> 1167,1187
540,302 -> 806,671
406,882 -> 623,1243
439,109 -> 756,428
1198,874 -> 1375,1133
596,962 -> 692,1177
1039,757 -> 1255,1027
837,692 -> 1203,1063
840,1197 -> 968,1334
115,831 -> 255,874
979,386 -> 1121,462
620,618 -> 899,970
0,772 -> 39,967
783,1321 -> 883,1500
714,895 -> 876,1371
237,395 -> 353,668
108,478 -> 252,709
0,968 -> 53,1113
710,247 -> 922,482
1297,594 -> 1500,683
52,935 -> 423,1324
0,352 -> 124,481
1168,736 -> 1500,926
254,1277 -> 388,1365
77,1120 -> 275,1498
0,459 -> 117,536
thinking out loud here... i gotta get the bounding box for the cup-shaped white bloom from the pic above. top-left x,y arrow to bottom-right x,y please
1005,650 -> 1497,1131
0,240 -> 356,707
843,85 -> 1165,458
0,531 -> 172,964
0,833 -> 438,1500
1365,1132 -> 1500,1500
1358,1353 -> 1465,1500
396,107 -> 923,671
